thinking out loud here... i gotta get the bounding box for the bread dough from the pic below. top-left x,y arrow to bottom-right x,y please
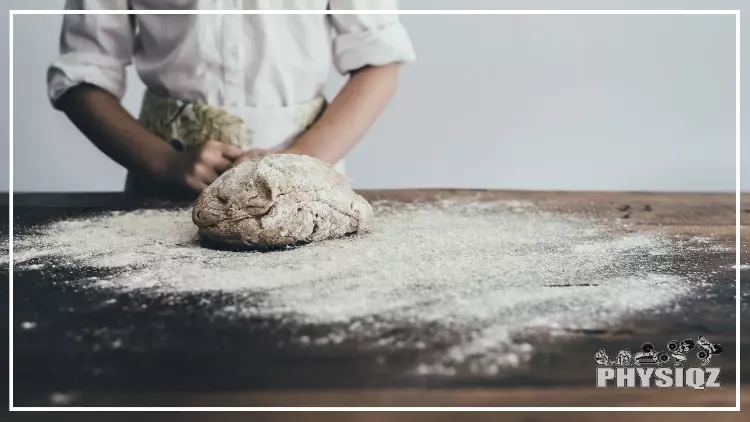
192,154 -> 373,249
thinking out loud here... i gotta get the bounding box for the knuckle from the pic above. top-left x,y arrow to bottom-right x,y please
199,148 -> 214,161
192,163 -> 206,175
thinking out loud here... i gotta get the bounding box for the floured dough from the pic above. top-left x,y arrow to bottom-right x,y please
192,154 -> 373,249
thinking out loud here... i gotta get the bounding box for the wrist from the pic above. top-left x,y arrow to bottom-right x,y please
142,143 -> 180,183
284,140 -> 332,163
283,145 -> 309,156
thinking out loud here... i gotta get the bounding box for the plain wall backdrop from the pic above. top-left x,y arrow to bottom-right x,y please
2,0 -> 746,192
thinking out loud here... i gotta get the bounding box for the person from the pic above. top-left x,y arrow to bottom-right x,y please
47,0 -> 416,197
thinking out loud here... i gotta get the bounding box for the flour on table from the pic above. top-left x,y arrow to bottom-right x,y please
7,200 -> 695,375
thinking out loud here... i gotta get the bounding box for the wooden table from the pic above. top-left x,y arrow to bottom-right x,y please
5,190 -> 748,419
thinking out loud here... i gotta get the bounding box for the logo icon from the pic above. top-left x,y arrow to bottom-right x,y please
595,336 -> 722,389
695,336 -> 723,365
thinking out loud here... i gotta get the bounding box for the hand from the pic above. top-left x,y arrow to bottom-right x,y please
230,145 -> 313,169
152,140 -> 243,193
231,148 -> 275,168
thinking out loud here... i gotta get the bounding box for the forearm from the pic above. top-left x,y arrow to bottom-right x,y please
289,64 -> 400,164
56,84 -> 175,179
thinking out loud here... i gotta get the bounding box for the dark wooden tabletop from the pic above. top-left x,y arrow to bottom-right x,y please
4,190 -> 748,418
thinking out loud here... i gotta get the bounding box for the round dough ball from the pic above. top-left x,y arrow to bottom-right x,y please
192,154 -> 373,249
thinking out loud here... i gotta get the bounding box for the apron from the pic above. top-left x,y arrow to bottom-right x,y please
125,90 -> 345,194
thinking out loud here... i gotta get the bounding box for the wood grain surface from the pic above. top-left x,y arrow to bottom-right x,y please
6,190 -> 747,414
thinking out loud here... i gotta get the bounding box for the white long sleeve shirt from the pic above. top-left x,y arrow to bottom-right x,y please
47,0 -> 417,109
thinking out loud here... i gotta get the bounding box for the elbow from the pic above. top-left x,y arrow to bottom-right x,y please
54,84 -> 94,114
55,84 -> 120,122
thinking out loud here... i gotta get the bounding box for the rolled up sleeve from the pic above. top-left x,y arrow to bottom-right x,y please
47,0 -> 135,108
328,0 -> 416,75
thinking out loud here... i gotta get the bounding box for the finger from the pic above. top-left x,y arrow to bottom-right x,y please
209,156 -> 234,173
233,150 -> 269,167
197,140 -> 224,159
232,152 -> 263,168
197,142 -> 223,163
202,139 -> 225,151
231,155 -> 250,168
243,149 -> 268,159
251,149 -> 273,158
198,145 -> 234,171
220,143 -> 243,160
184,176 -> 209,193
197,147 -> 239,172
193,163 -> 219,184
199,140 -> 242,161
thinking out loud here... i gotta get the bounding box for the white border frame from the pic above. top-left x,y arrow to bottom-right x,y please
7,8 -> 741,412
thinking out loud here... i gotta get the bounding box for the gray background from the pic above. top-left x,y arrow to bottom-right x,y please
2,0 -> 745,192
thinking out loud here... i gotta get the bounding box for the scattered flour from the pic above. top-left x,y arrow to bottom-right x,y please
49,392 -> 74,406
685,236 -> 733,253
20,321 -> 37,330
7,200 -> 695,375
